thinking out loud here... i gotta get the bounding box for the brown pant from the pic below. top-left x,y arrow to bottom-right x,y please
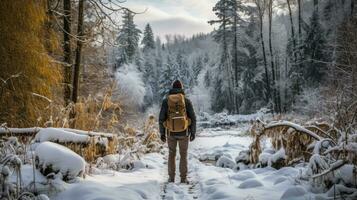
167,135 -> 189,180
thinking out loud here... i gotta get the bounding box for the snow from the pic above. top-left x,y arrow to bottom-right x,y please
231,170 -> 257,181
198,109 -> 270,128
238,179 -> 264,188
280,186 -> 308,200
270,148 -> 286,164
0,127 -> 39,135
259,152 -> 272,166
60,128 -> 116,138
35,142 -> 85,180
216,155 -> 235,169
338,164 -> 355,185
46,122 -> 321,199
54,153 -> 164,200
35,128 -> 90,143
7,116 -> 356,200
115,64 -> 146,107
264,120 -> 322,140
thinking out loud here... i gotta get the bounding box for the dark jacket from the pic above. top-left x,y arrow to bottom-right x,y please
159,88 -> 196,137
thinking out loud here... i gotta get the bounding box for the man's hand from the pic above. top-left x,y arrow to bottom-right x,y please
160,134 -> 166,143
190,134 -> 195,141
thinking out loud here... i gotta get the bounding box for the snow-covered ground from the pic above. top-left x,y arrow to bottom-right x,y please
37,124 -> 324,200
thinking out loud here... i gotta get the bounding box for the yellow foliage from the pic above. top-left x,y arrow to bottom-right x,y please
0,1 -> 60,127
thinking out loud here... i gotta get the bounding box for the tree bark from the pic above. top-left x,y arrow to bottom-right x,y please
71,0 -> 85,103
268,0 -> 278,113
351,0 -> 355,17
233,14 -> 239,114
256,1 -> 271,104
287,0 -> 297,64
63,0 -> 72,105
298,0 -> 302,38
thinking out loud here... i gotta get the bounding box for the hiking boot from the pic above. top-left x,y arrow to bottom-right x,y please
180,178 -> 189,184
168,178 -> 175,183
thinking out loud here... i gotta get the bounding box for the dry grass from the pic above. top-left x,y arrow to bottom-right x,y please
249,120 -> 330,165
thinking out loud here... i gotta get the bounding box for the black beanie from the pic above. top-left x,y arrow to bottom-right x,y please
172,80 -> 183,89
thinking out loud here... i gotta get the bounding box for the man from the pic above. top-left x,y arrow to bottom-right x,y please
159,80 -> 196,184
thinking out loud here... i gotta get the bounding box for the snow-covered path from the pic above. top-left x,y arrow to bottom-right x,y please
54,125 -> 314,200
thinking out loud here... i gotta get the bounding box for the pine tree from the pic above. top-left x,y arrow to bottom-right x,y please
142,23 -> 155,52
159,55 -> 176,98
302,5 -> 328,86
209,0 -> 246,113
115,10 -> 141,68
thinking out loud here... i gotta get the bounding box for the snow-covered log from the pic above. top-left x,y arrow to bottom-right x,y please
60,128 -> 116,139
35,128 -> 90,144
35,142 -> 85,181
0,127 -> 39,137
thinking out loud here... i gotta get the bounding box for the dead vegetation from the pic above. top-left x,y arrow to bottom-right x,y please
247,114 -> 357,196
249,119 -> 345,166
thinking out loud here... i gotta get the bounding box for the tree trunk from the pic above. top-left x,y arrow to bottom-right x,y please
258,9 -> 271,104
63,0 -> 72,105
298,0 -> 302,38
71,0 -> 85,103
233,14 -> 239,114
287,0 -> 297,64
284,57 -> 288,112
351,0 -> 355,17
268,0 -> 278,113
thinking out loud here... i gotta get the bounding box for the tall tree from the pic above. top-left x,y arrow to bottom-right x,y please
159,55 -> 176,98
253,0 -> 271,104
115,10 -> 141,69
72,0 -> 85,103
141,23 -> 155,52
63,0 -> 72,105
209,0 -> 239,113
267,0 -> 280,113
302,1 -> 328,86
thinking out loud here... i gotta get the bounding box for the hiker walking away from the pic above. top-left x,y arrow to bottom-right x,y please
159,80 -> 196,184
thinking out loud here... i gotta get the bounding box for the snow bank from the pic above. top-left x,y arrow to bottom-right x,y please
235,150 -> 250,165
35,142 -> 85,180
238,179 -> 264,188
231,170 -> 257,181
35,128 -> 89,143
280,186 -> 308,200
258,148 -> 286,168
198,108 -> 270,128
55,180 -> 161,200
216,155 -> 236,169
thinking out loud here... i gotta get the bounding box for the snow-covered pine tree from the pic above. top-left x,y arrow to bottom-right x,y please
192,56 -> 203,85
239,16 -> 265,113
159,55 -> 177,98
142,23 -> 155,53
301,3 -> 328,86
115,10 -> 141,69
208,0 -> 239,113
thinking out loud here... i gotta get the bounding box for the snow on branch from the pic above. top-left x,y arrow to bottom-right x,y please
311,160 -> 347,179
263,121 -> 322,141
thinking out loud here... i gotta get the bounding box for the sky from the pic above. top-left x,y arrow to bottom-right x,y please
121,0 -> 217,39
